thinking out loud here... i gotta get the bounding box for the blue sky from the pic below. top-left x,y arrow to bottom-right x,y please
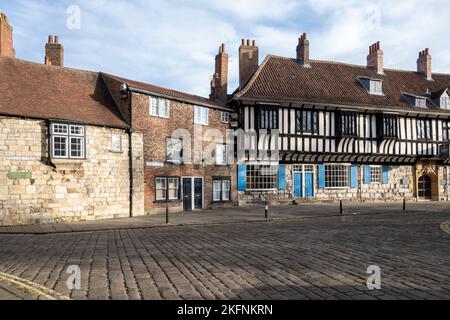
1,0 -> 449,97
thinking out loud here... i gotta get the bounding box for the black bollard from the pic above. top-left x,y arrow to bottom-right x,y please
340,200 -> 343,215
403,198 -> 406,212
166,204 -> 169,224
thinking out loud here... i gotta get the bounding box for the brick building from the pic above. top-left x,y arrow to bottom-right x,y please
102,45 -> 237,214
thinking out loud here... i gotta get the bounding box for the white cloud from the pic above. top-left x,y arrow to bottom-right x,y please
1,0 -> 449,98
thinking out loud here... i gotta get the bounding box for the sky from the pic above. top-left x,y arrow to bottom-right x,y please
1,0 -> 449,98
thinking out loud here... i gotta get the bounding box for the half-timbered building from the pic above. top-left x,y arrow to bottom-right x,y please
230,35 -> 450,204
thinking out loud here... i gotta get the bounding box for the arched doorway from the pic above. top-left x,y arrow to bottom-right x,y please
418,175 -> 432,200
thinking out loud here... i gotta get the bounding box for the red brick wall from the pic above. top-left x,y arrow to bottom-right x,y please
131,92 -> 237,214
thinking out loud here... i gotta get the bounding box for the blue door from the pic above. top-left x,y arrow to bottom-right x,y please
293,173 -> 303,198
304,173 -> 314,199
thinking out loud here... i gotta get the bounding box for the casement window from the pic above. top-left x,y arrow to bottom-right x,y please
258,106 -> 279,130
216,144 -> 228,165
166,138 -> 183,163
441,96 -> 450,109
246,165 -> 278,190
213,178 -> 231,202
150,97 -> 170,118
325,164 -> 350,188
443,121 -> 450,141
369,79 -> 383,95
155,177 -> 180,201
221,112 -> 230,124
417,119 -> 432,140
383,115 -> 398,138
296,110 -> 319,134
194,106 -> 209,126
367,166 -> 382,184
340,112 -> 358,137
50,123 -> 85,159
415,97 -> 427,108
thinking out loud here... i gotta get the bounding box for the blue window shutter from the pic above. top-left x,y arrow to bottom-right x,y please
278,165 -> 286,190
364,165 -> 371,185
350,165 -> 359,189
237,165 -> 247,191
382,165 -> 389,185
318,165 -> 326,189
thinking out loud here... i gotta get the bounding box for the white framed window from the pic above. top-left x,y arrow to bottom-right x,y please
369,79 -> 383,95
156,177 -> 180,201
325,164 -> 350,188
415,98 -> 427,108
369,166 -> 382,184
51,123 -> 85,159
155,178 -> 167,201
150,97 -> 170,118
194,106 -> 209,126
213,178 -> 231,202
221,112 -> 230,124
166,138 -> 183,163
247,165 -> 278,190
168,178 -> 179,200
216,144 -> 228,165
112,135 -> 122,152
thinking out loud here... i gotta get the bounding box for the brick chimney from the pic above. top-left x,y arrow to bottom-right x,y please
45,35 -> 64,67
417,48 -> 432,81
0,12 -> 15,58
210,43 -> 228,102
239,39 -> 259,90
297,33 -> 310,66
367,41 -> 384,75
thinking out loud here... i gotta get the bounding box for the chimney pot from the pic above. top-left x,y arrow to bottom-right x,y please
55,35 -> 59,44
252,40 -> 256,46
241,39 -> 245,45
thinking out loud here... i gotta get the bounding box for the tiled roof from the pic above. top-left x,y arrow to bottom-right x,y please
235,55 -> 450,113
0,56 -> 128,128
102,73 -> 231,111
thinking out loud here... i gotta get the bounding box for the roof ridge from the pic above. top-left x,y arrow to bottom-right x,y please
0,55 -> 100,77
102,72 -> 217,103
235,54 -> 275,98
266,55 -> 450,76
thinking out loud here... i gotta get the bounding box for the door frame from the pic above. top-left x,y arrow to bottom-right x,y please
181,176 -> 204,210
292,164 -> 315,199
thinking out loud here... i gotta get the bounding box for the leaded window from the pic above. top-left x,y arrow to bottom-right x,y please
417,119 -> 432,140
340,112 -> 358,137
383,115 -> 398,138
258,107 -> 279,130
369,166 -> 382,184
296,110 -> 319,134
246,165 -> 278,190
443,121 -> 450,141
325,164 -> 350,188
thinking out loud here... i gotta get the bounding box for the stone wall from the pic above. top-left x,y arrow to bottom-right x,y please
0,116 -> 144,226
238,164 -> 418,206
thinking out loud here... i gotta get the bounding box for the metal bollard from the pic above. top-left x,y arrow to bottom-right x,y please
265,202 -> 269,221
403,198 -> 406,212
166,204 -> 169,224
340,200 -> 343,215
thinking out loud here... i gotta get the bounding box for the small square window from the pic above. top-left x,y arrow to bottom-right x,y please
50,122 -> 85,159
221,112 -> 230,124
112,135 -> 122,152
70,137 -> 84,158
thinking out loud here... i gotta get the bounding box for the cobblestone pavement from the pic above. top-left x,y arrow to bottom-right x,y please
0,211 -> 449,300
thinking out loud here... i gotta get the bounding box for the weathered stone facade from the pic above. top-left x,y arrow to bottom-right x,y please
131,92 -> 237,215
0,117 -> 144,226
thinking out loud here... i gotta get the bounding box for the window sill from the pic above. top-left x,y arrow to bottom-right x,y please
154,199 -> 182,204
50,158 -> 85,171
212,200 -> 232,203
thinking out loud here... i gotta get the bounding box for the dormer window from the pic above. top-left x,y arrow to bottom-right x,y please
357,76 -> 383,95
402,93 -> 428,108
431,89 -> 450,109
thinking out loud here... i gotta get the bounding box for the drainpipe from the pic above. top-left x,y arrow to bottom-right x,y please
447,166 -> 449,202
128,91 -> 134,218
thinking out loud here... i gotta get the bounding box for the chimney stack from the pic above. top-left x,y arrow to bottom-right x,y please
0,12 -> 15,58
45,35 -> 64,67
297,33 -> 310,66
417,48 -> 432,81
239,39 -> 259,89
367,41 -> 384,75
210,43 -> 229,103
